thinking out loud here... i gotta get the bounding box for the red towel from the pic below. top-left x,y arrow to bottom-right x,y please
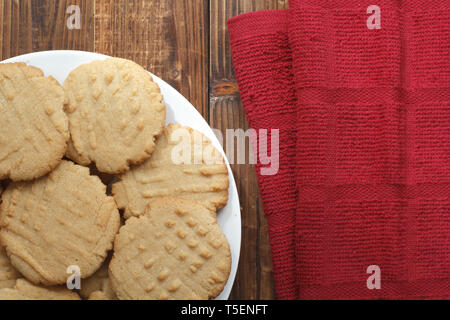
290,0 -> 450,299
228,10 -> 298,300
229,0 -> 450,299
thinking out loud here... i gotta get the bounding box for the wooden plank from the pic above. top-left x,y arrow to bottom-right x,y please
172,0 -> 209,118
0,0 -> 25,59
0,0 -> 94,60
94,0 -> 208,116
209,0 -> 289,300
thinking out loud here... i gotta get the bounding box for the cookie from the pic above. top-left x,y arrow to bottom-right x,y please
0,246 -> 20,289
0,160 -> 120,285
109,197 -> 231,300
0,278 -> 80,300
112,124 -> 229,219
79,257 -> 117,300
0,63 -> 69,181
64,57 -> 166,174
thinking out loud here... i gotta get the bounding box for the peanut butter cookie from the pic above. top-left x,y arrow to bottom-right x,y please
0,160 -> 120,285
109,197 -> 231,300
64,58 -> 166,174
0,63 -> 69,181
112,125 -> 229,219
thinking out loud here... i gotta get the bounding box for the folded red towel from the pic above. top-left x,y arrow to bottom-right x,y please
229,0 -> 450,299
228,10 -> 298,300
289,0 -> 450,299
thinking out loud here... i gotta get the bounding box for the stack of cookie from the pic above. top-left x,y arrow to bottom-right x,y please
0,58 -> 231,300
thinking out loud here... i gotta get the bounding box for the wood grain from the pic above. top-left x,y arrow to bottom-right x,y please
0,0 -> 94,59
0,0 -> 286,300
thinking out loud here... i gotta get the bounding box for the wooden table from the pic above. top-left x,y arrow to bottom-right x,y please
0,0 -> 289,299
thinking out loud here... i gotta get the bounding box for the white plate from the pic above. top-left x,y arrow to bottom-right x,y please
1,50 -> 241,300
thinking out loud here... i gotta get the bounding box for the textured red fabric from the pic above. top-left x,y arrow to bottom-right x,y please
229,0 -> 450,299
289,0 -> 450,299
228,10 -> 298,300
